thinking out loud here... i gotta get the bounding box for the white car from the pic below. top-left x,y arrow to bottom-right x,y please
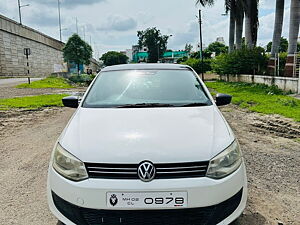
47,64 -> 247,225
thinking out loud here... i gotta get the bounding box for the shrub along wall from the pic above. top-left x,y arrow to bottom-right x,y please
181,58 -> 212,74
212,48 -> 268,76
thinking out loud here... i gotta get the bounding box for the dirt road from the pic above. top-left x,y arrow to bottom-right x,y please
0,78 -> 42,87
0,108 -> 75,225
0,106 -> 299,225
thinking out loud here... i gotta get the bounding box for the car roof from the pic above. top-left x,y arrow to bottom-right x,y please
101,63 -> 192,72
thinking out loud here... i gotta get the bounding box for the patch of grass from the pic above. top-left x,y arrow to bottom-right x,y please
0,94 -> 68,110
16,77 -> 74,89
210,91 -> 216,97
206,81 -> 300,122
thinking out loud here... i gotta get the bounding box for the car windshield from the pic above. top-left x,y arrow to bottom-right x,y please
82,69 -> 212,108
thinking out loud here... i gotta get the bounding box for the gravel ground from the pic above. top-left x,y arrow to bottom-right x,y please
0,105 -> 299,225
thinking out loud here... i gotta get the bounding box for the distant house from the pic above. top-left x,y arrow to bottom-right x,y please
132,51 -> 189,63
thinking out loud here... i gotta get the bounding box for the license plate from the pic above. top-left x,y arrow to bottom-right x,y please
106,192 -> 188,208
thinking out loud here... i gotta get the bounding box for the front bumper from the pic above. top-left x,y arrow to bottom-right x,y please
47,162 -> 247,225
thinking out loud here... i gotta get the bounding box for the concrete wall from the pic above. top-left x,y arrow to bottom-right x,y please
85,58 -> 101,74
220,74 -> 300,94
0,14 -> 64,77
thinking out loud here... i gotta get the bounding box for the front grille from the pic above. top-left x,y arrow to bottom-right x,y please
52,188 -> 243,225
85,161 -> 209,180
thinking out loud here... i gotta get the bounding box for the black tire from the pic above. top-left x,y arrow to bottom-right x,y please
57,221 -> 65,225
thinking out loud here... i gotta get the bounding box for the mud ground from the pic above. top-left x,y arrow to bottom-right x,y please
0,105 -> 299,225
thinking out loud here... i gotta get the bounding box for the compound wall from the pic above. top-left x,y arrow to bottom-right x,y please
0,14 -> 64,77
220,74 -> 300,94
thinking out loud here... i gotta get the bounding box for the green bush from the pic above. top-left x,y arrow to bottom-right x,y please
176,56 -> 188,64
68,74 -> 95,85
212,48 -> 268,75
278,52 -> 288,76
181,58 -> 212,74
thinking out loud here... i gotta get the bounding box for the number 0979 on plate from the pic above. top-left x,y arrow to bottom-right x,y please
107,192 -> 188,208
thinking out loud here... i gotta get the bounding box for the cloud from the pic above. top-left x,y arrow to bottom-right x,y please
97,15 -> 137,32
0,5 -> 7,13
258,7 -> 290,46
171,21 -> 198,48
29,0 -> 106,8
26,10 -> 63,27
260,0 -> 290,10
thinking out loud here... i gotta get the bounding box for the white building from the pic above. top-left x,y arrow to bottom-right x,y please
126,49 -> 133,61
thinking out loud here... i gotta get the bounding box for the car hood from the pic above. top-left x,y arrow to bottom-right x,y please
59,106 -> 234,163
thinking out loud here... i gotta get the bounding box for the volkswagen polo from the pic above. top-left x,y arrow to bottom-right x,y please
47,64 -> 247,225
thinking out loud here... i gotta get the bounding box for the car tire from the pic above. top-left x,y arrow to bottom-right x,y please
57,221 -> 65,225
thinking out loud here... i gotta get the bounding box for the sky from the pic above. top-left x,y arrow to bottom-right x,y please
0,0 -> 293,58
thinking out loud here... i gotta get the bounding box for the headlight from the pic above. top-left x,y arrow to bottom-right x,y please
52,143 -> 88,181
206,140 -> 242,179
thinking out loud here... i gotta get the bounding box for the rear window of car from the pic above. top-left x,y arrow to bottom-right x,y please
82,69 -> 212,108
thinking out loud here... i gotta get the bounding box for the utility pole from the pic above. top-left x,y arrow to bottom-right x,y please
76,17 -> 79,34
83,25 -> 86,41
17,0 -> 29,25
57,0 -> 62,41
198,9 -> 204,81
18,0 -> 22,24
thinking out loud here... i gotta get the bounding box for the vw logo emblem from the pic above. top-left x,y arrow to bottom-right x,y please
138,161 -> 156,182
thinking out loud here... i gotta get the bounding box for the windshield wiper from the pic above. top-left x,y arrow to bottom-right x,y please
179,102 -> 209,107
117,103 -> 175,108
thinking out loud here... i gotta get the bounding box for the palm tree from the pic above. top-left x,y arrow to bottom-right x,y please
267,0 -> 284,76
197,0 -> 237,52
235,1 -> 245,49
244,0 -> 259,48
197,0 -> 247,51
196,0 -> 215,6
285,0 -> 300,77
271,0 -> 285,57
227,0 -> 237,52
287,0 -> 300,55
226,0 -> 245,50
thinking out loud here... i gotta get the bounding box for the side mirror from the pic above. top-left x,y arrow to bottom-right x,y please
62,96 -> 79,108
216,93 -> 232,106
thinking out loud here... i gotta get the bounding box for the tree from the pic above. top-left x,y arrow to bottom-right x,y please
206,42 -> 228,56
185,43 -> 193,53
235,1 -> 245,50
287,0 -> 300,54
137,27 -> 170,63
227,0 -> 236,52
181,58 -> 212,74
196,0 -> 214,6
63,34 -> 93,75
267,37 -> 288,53
271,0 -> 285,57
212,47 -> 268,75
197,0 -> 246,51
100,51 -> 128,66
190,50 -> 212,59
244,0 -> 259,48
